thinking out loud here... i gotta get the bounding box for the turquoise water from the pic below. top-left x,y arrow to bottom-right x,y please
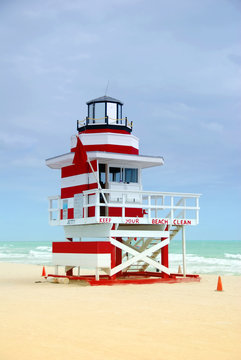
0,240 -> 240,275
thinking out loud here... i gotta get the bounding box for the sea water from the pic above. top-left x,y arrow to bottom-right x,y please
0,240 -> 240,275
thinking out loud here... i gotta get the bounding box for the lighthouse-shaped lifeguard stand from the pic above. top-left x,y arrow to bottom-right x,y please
46,95 -> 200,285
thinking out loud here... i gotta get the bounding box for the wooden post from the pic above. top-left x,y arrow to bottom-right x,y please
182,226 -> 186,277
161,235 -> 169,278
95,267 -> 99,281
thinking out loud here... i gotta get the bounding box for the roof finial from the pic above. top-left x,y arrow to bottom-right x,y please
105,80 -> 109,96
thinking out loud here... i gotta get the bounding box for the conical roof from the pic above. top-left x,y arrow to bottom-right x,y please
86,95 -> 123,105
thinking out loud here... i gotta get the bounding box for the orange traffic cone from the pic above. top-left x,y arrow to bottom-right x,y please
178,265 -> 182,274
216,276 -> 223,291
42,266 -> 46,277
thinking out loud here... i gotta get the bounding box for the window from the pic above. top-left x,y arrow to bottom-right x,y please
95,102 -> 105,122
109,167 -> 138,183
99,164 -> 106,187
88,104 -> 94,123
109,167 -> 123,182
117,104 -> 122,120
107,102 -> 117,124
124,168 -> 138,183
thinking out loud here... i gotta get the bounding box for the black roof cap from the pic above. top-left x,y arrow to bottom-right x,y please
86,95 -> 123,105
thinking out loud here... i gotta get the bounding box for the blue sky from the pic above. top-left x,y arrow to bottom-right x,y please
0,0 -> 240,242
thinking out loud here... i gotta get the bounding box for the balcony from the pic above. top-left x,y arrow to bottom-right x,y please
77,116 -> 133,132
48,189 -> 200,227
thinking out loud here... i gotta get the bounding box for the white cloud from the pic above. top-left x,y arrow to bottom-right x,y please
201,121 -> 224,133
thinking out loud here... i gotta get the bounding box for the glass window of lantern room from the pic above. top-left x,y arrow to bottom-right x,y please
124,168 -> 138,183
117,104 -> 122,122
94,102 -> 106,123
107,102 -> 117,124
88,104 -> 94,123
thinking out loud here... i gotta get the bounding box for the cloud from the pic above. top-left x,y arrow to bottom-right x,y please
201,121 -> 224,133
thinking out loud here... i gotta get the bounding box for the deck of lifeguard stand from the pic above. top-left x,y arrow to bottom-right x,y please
47,271 -> 200,286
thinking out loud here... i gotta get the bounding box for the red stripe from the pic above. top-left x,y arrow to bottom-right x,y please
53,241 -> 113,254
61,160 -> 97,178
61,182 -> 98,199
84,144 -> 139,155
60,208 -> 74,220
108,207 -> 144,217
79,129 -> 130,135
88,206 -> 95,217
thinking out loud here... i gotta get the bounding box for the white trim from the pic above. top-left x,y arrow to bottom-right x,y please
46,152 -> 74,169
52,253 -> 111,268
61,172 -> 97,189
110,230 -> 168,238
109,237 -> 170,276
79,133 -> 139,150
46,151 -> 164,169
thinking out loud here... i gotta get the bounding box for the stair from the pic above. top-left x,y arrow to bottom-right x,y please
123,224 -> 181,273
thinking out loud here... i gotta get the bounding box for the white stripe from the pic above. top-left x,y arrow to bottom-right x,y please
52,253 -> 111,268
79,133 -> 139,149
61,172 -> 97,189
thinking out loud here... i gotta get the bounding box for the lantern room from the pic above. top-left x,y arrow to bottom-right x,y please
77,95 -> 132,133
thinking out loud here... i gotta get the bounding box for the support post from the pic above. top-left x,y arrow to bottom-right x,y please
55,265 -> 59,275
161,236 -> 169,278
182,225 -> 186,277
95,267 -> 99,281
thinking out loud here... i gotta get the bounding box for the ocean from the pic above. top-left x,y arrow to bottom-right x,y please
0,240 -> 240,275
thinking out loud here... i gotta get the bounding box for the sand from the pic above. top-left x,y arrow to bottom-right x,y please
0,263 -> 240,360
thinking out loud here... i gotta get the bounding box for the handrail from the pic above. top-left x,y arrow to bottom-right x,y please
48,189 -> 200,226
82,188 -> 201,198
87,117 -> 107,121
77,116 -> 133,129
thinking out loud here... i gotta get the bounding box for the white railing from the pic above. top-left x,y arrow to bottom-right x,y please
48,190 -> 200,226
77,117 -> 133,129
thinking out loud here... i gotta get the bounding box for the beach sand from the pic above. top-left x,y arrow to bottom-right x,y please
0,263 -> 240,360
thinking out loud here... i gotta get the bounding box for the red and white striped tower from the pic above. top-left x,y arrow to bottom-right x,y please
46,95 -> 200,284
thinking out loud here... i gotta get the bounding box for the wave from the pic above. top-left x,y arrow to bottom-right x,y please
225,253 -> 241,260
168,252 -> 241,275
35,246 -> 51,251
0,253 -> 26,259
29,250 -> 52,258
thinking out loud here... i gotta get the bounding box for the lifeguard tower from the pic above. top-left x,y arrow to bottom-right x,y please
46,95 -> 200,285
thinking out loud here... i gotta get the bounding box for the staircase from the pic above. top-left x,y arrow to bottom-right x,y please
123,224 -> 182,273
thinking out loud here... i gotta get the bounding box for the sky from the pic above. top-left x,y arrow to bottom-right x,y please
0,0 -> 240,242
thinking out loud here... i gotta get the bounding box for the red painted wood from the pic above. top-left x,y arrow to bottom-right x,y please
61,160 -> 97,178
108,207 -> 144,217
47,273 -> 200,286
66,268 -> 73,276
161,236 -> 169,279
108,207 -> 122,217
125,208 -> 143,217
52,241 -> 114,254
88,206 -> 95,217
61,182 -> 98,199
115,237 -> 123,277
60,208 -> 74,220
84,144 -> 139,155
